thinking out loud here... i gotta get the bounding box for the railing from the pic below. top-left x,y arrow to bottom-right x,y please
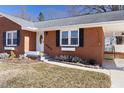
104,46 -> 113,52
114,45 -> 124,53
45,44 -> 52,51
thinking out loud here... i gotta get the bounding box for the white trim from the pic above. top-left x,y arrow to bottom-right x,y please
60,31 -> 69,46
22,27 -> 38,32
61,47 -> 76,51
25,51 -> 40,56
37,20 -> 124,32
6,30 -> 17,46
4,47 -> 15,50
60,29 -> 79,47
36,31 -> 44,51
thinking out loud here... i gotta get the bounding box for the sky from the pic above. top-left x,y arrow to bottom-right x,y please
0,5 -> 69,21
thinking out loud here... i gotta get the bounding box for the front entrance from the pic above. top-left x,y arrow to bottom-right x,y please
36,31 -> 44,52
24,36 -> 29,52
104,32 -> 124,59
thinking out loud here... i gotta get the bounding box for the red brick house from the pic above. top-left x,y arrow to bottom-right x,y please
0,13 -> 36,56
1,10 -> 124,65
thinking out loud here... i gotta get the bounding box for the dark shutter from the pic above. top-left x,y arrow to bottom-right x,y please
3,32 -> 6,46
79,28 -> 84,47
17,30 -> 20,46
116,36 -> 122,44
56,30 -> 60,47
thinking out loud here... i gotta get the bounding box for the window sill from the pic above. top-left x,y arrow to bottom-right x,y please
4,47 -> 15,50
60,45 -> 79,47
6,45 -> 17,47
61,47 -> 76,51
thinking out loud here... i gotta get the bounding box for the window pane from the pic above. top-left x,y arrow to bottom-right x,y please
116,36 -> 122,44
13,32 -> 17,45
7,33 -> 12,45
13,32 -> 17,39
62,38 -> 68,45
8,33 -> 12,39
62,31 -> 68,38
13,39 -> 17,45
7,39 -> 11,44
71,38 -> 78,45
71,31 -> 78,38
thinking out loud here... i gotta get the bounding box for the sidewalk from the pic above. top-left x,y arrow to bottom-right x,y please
103,59 -> 124,88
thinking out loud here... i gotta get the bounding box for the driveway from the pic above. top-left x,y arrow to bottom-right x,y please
103,58 -> 124,88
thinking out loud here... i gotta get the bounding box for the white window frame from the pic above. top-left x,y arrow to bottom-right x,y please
6,31 -> 17,46
60,30 -> 79,47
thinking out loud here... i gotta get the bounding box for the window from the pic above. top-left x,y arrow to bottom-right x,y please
60,30 -> 79,46
62,31 -> 68,45
116,36 -> 124,45
6,31 -> 17,46
71,31 -> 78,45
13,32 -> 17,45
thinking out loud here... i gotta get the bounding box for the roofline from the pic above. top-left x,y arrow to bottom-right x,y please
0,12 -> 35,31
37,20 -> 124,31
1,10 -> 122,25
1,10 -> 124,32
0,12 -> 22,25
34,10 -> 124,23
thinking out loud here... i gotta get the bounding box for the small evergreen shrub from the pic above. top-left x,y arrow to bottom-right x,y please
39,51 -> 44,56
88,59 -> 96,65
9,51 -> 16,58
54,55 -> 97,65
19,54 -> 26,60
0,53 -> 10,59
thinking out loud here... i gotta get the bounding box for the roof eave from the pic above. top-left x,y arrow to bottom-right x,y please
22,27 -> 38,32
36,20 -> 124,31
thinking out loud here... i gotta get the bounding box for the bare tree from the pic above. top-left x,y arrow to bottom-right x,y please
14,6 -> 32,21
67,5 -> 124,17
44,8 -> 68,20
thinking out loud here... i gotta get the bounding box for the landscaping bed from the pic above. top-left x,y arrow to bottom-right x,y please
57,61 -> 100,69
48,55 -> 101,69
0,52 -> 39,64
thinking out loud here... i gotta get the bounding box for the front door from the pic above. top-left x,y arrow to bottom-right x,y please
36,31 -> 44,52
24,36 -> 29,52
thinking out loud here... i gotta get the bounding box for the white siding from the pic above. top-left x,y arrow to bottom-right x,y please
115,45 -> 124,53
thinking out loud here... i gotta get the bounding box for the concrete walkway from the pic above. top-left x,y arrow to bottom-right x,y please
103,59 -> 124,88
44,60 -> 110,75
45,59 -> 124,88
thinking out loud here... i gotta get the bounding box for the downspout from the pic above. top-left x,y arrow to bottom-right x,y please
112,32 -> 116,59
97,29 -> 101,66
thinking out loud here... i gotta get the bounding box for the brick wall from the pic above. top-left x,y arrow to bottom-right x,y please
44,27 -> 104,65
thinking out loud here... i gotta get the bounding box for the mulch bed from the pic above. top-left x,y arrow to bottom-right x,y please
62,62 -> 100,69
52,60 -> 100,69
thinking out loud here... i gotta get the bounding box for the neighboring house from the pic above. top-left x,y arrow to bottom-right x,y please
1,10 -> 124,65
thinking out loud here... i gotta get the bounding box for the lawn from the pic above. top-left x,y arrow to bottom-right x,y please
0,62 -> 111,88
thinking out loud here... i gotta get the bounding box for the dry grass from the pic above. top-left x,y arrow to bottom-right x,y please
0,62 -> 111,88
